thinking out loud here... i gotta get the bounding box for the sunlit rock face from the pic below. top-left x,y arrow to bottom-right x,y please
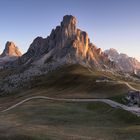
0,41 -> 22,69
19,15 -> 113,69
1,41 -> 22,57
105,48 -> 140,73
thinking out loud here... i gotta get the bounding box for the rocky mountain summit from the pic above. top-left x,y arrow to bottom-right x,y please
105,48 -> 140,73
18,15 -> 113,69
0,41 -> 22,69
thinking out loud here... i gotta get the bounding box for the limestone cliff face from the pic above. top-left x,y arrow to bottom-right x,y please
19,15 -> 113,69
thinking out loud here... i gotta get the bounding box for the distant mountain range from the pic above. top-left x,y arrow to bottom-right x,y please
0,15 -> 140,93
104,48 -> 140,73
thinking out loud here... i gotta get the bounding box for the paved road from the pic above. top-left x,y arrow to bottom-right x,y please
2,96 -> 140,116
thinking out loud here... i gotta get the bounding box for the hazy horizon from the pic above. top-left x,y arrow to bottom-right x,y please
0,0 -> 140,60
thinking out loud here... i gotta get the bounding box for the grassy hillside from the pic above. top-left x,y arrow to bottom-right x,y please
0,64 -> 132,111
29,64 -> 130,98
0,99 -> 140,140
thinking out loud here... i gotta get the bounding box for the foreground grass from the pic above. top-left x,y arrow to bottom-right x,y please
0,99 -> 140,140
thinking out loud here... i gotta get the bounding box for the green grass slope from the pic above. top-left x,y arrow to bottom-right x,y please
0,99 -> 140,140
0,64 -> 133,99
0,64 -> 131,111
29,64 -> 130,98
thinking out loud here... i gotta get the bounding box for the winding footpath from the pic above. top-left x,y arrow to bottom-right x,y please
119,81 -> 139,91
1,82 -> 140,116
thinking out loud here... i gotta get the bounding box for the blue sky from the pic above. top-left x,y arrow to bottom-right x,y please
0,0 -> 140,60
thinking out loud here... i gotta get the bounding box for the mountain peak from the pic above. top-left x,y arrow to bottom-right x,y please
105,48 -> 119,58
1,41 -> 22,57
61,15 -> 77,27
109,48 -> 118,52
